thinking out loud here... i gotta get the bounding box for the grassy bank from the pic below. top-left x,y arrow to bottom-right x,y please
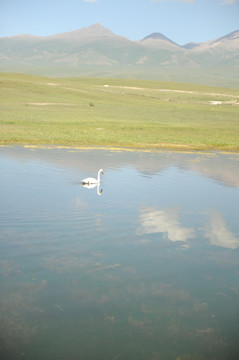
1,73 -> 239,151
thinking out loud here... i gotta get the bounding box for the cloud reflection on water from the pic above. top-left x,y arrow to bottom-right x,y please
137,206 -> 239,250
137,206 -> 195,246
205,210 -> 239,249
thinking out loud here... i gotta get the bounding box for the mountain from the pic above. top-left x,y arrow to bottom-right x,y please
51,23 -> 116,40
139,32 -> 181,50
0,24 -> 238,86
191,30 -> 239,51
0,24 -> 145,66
184,30 -> 239,67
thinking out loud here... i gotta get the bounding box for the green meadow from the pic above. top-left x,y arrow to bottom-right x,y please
1,72 -> 239,150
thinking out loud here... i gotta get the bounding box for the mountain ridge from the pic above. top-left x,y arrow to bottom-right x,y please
2,23 -> 238,45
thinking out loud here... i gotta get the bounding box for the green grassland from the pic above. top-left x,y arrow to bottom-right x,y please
1,72 -> 239,150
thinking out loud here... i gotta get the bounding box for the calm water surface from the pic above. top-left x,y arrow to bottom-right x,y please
0,146 -> 239,360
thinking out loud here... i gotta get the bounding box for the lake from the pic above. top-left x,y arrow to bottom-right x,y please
0,146 -> 239,360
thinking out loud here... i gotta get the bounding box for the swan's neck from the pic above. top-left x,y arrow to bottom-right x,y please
97,182 -> 103,196
97,171 -> 101,183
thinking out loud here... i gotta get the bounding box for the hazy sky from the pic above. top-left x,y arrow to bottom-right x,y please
0,0 -> 239,45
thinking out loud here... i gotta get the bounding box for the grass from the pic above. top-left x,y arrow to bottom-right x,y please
0,72 -> 239,151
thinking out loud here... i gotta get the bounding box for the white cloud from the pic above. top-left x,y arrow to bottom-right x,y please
137,206 -> 195,245
221,0 -> 239,4
205,210 -> 239,249
151,0 -> 194,3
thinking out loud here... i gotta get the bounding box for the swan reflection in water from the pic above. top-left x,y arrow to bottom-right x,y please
81,169 -> 104,196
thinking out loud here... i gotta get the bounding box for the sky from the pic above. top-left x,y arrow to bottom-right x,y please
0,0 -> 239,45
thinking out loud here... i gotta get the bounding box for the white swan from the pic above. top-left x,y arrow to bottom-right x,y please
81,169 -> 104,185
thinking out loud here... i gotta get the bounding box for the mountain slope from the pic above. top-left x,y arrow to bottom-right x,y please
186,30 -> 239,66
51,23 -> 116,40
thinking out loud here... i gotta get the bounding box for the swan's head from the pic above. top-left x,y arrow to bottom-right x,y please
99,169 -> 104,174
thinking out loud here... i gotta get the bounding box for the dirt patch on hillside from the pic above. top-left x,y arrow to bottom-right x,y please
26,102 -> 76,106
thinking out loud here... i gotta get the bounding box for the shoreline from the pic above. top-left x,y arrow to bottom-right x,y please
1,142 -> 239,154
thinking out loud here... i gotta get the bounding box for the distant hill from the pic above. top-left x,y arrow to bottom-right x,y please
1,24 -> 239,87
138,32 -> 181,50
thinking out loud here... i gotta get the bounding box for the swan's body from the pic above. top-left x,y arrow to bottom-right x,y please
81,169 -> 104,185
